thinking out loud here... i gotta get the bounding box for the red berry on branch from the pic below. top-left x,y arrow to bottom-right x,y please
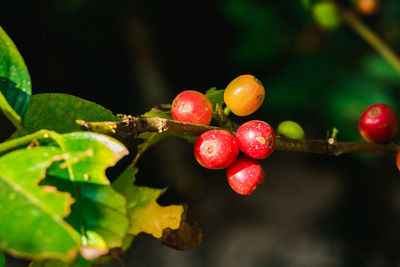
171,90 -> 213,125
235,120 -> 276,159
227,156 -> 264,195
193,130 -> 239,169
359,103 -> 399,143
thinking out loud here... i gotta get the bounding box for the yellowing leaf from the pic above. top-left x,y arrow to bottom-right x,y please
127,191 -> 183,238
112,167 -> 184,238
161,219 -> 202,250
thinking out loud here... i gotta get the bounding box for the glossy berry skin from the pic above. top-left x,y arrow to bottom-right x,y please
227,156 -> 264,195
236,120 -> 276,159
224,74 -> 265,116
171,90 -> 213,125
277,120 -> 305,140
194,130 -> 239,170
359,103 -> 398,143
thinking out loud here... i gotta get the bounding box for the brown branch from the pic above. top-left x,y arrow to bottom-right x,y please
77,116 -> 400,158
276,136 -> 399,157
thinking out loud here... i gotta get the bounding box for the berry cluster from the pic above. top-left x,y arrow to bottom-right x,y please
171,75 -> 273,195
170,75 -> 400,194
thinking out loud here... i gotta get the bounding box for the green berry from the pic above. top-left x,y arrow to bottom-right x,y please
277,121 -> 305,139
312,2 -> 341,30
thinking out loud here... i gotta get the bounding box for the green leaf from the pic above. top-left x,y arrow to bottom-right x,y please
0,27 -> 32,128
0,131 -> 130,261
48,132 -> 128,184
30,259 -> 69,267
0,146 -> 80,261
205,87 -> 224,113
160,104 -> 171,109
0,252 -> 5,267
113,167 -> 184,238
43,132 -> 129,251
12,93 -> 119,138
0,92 -> 22,129
30,255 -> 91,267
0,130 -> 60,156
142,107 -> 172,119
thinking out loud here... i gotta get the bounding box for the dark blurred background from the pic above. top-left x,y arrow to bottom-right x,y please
2,0 -> 400,266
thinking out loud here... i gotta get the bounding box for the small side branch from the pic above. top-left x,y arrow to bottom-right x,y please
340,8 -> 400,75
132,116 -> 226,136
78,116 -> 228,137
78,116 -> 400,158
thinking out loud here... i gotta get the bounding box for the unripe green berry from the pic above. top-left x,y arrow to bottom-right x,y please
312,2 -> 341,30
276,121 -> 305,139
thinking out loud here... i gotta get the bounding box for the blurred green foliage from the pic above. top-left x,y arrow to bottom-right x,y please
312,2 -> 341,30
220,0 -> 400,143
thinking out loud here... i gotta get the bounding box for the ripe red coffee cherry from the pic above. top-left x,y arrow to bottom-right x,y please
235,120 -> 276,159
171,90 -> 213,125
194,130 -> 239,169
359,103 -> 399,143
227,156 -> 264,195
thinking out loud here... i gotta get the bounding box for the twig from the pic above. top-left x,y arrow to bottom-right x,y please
340,8 -> 400,75
78,116 -> 400,158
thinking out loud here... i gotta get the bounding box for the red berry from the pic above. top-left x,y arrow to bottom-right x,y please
227,156 -> 264,195
235,120 -> 276,159
194,130 -> 239,169
396,152 -> 400,171
359,103 -> 398,143
171,90 -> 213,125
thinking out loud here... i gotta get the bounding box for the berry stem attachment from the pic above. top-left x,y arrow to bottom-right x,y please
223,106 -> 231,116
331,127 -> 340,140
78,116 -> 400,157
